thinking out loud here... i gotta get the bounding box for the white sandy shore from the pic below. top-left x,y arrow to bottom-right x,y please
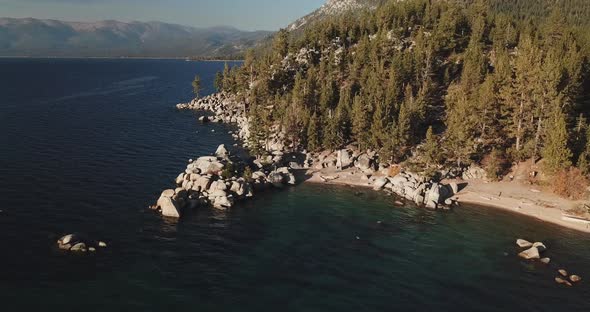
302,167 -> 590,234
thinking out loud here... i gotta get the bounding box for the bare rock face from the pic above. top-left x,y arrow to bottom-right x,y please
288,0 -> 380,31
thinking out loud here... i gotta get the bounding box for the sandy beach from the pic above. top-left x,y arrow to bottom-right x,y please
303,167 -> 590,233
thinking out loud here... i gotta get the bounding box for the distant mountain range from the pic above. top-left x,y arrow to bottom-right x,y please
0,18 -> 272,58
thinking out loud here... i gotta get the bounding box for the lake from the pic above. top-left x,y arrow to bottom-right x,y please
0,58 -> 589,311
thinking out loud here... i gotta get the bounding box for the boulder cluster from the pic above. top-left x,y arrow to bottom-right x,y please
312,148 -> 381,172
310,147 -> 459,209
57,233 -> 107,253
176,93 -> 462,212
384,173 -> 459,209
152,144 -> 297,218
177,92 -> 288,155
515,238 -> 582,287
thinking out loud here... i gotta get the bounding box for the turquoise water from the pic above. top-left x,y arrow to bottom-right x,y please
0,59 -> 589,311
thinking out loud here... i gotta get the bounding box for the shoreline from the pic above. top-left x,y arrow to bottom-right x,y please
173,92 -> 590,234
303,167 -> 590,233
0,56 -> 243,61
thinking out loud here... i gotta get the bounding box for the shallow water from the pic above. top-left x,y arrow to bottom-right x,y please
0,59 -> 589,311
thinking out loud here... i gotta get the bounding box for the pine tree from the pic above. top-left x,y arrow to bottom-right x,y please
542,109 -> 573,173
248,106 -> 267,157
214,72 -> 223,92
351,94 -> 370,150
397,100 -> 411,147
307,113 -> 321,152
423,126 -> 439,166
577,125 -> 590,175
272,29 -> 290,62
192,75 -> 202,97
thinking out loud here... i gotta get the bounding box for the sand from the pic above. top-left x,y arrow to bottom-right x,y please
303,167 -> 590,233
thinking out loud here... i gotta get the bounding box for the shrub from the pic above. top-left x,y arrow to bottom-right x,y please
482,148 -> 508,181
221,162 -> 236,180
552,167 -> 589,200
242,166 -> 254,182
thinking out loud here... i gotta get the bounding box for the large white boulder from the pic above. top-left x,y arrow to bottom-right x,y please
355,154 -> 374,172
518,247 -> 540,260
192,175 -> 212,192
336,149 -> 354,169
194,157 -> 225,174
213,195 -> 234,209
286,173 -> 296,185
215,144 -> 229,158
175,173 -> 185,185
373,177 -> 389,190
161,189 -> 175,198
516,239 -> 533,248
157,196 -> 181,218
388,175 -> 407,188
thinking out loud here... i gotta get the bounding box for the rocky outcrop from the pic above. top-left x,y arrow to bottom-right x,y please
385,172 -> 457,210
177,93 -> 463,212
518,246 -> 541,260
177,93 -> 286,154
462,165 -> 487,181
57,234 -> 107,253
153,144 -> 296,218
517,240 -> 547,260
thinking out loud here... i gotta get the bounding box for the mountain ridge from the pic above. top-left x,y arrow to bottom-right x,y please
287,0 -> 385,31
0,17 -> 272,58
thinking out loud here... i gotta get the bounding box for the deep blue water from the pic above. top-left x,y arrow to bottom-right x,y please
1,58 -> 590,311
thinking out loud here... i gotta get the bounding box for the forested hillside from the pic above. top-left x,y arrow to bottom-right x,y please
215,0 -> 590,182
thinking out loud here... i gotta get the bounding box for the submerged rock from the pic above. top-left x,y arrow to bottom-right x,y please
58,234 -> 78,246
555,277 -> 573,287
533,242 -> 547,252
267,172 -> 285,188
70,242 -> 87,252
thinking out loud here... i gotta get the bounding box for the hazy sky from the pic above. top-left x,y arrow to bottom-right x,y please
0,0 -> 325,31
